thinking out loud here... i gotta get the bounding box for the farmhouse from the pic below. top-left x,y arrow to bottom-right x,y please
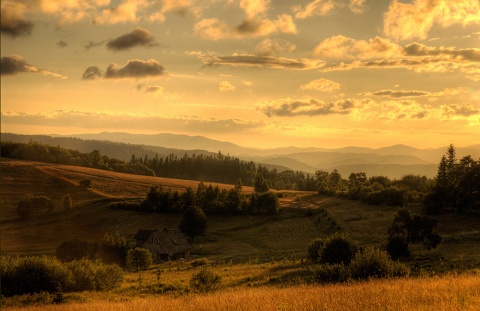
134,228 -> 192,262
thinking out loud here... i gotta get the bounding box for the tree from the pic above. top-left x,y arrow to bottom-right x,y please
254,173 -> 269,193
99,231 -> 128,266
320,233 -> 356,265
17,194 -> 54,219
62,194 -> 73,211
180,206 -> 207,238
126,248 -> 152,272
387,208 -> 442,257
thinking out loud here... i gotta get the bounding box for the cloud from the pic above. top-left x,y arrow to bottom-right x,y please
258,98 -> 361,117
441,104 -> 480,117
313,35 -> 403,60
349,0 -> 367,14
81,59 -> 167,80
322,57 -> 480,81
219,81 -> 236,92
299,78 -> 341,92
293,0 -> 336,19
1,55 -> 67,79
254,38 -> 296,57
105,59 -> 166,79
106,28 -> 155,51
239,0 -> 271,19
85,40 -> 106,50
192,52 -> 325,70
57,41 -> 68,47
94,0 -> 143,24
1,2 -> 34,37
1,110 -> 266,133
404,43 -> 480,62
194,14 -> 296,40
81,66 -> 104,80
365,90 -> 430,98
384,0 -> 480,41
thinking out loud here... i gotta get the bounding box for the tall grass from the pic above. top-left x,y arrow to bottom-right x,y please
5,273 -> 479,310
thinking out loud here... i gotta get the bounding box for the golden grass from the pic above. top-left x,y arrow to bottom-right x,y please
6,274 -> 480,311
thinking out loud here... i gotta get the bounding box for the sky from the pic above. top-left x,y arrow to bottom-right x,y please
1,0 -> 479,149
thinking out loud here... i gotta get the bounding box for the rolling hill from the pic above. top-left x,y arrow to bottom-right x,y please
3,132 -> 480,179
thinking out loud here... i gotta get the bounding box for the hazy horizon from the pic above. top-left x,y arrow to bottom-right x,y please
2,0 -> 479,149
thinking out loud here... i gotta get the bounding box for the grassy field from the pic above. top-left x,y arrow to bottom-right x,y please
3,272 -> 480,310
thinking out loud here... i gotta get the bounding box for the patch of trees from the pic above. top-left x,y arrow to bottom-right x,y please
55,232 -> 129,267
307,234 -> 409,283
424,144 -> 480,214
387,208 -> 442,259
0,255 -> 123,297
109,178 -> 279,216
17,194 -> 54,219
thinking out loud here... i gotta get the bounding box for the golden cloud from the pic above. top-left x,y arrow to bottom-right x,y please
299,78 -> 342,92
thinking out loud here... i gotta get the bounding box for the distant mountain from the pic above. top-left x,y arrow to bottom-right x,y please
3,131 -> 479,179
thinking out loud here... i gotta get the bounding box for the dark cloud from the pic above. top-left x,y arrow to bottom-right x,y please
194,52 -> 324,70
1,55 -> 31,75
258,98 -> 359,117
144,86 -> 163,93
404,43 -> 480,62
443,104 -> 480,117
81,66 -> 104,80
1,54 -> 67,79
235,19 -> 261,34
106,27 -> 155,51
370,89 -> 430,98
82,59 -> 166,80
0,9 -> 34,38
57,41 -> 68,48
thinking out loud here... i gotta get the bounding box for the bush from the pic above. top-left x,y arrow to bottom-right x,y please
313,264 -> 349,284
320,233 -> 356,265
189,267 -> 221,293
0,256 -> 74,297
349,247 -> 410,280
94,263 -> 124,291
65,259 -> 97,291
306,238 -> 324,262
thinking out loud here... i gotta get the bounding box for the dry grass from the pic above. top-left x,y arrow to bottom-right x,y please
5,273 -> 480,311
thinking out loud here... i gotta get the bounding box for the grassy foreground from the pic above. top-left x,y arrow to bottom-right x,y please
4,273 -> 480,311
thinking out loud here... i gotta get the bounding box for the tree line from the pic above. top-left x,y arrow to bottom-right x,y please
109,176 -> 280,216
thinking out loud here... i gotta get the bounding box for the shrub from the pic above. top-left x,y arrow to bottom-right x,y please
0,256 -> 74,297
94,263 -> 124,291
189,267 -> 221,293
313,264 -> 349,284
306,238 -> 324,262
65,259 -> 97,291
349,247 -> 410,280
320,233 -> 356,265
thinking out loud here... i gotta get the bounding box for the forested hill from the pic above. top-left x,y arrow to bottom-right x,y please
1,133 -> 214,162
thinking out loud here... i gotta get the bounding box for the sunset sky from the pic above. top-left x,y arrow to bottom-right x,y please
1,0 -> 479,149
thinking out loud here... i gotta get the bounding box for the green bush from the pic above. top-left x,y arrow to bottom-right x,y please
320,233 -> 356,265
189,267 -> 221,293
313,263 -> 349,283
349,247 -> 410,280
65,259 -> 97,291
94,263 -> 124,291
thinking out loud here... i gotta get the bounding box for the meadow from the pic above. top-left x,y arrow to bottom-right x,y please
1,158 -> 480,309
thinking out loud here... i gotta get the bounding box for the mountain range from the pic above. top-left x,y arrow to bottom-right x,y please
3,132 -> 480,179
